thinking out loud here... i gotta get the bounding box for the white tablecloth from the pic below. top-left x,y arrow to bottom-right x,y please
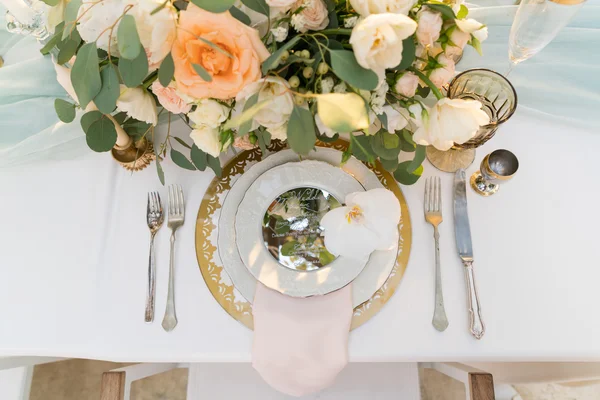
1,110 -> 599,362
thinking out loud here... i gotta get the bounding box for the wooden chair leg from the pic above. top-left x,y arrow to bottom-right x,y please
420,362 -> 495,400
100,371 -> 126,400
468,372 -> 495,400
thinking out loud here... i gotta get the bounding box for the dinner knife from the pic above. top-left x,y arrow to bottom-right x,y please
454,169 -> 485,340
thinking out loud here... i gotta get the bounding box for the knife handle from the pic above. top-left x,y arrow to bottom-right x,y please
463,261 -> 485,339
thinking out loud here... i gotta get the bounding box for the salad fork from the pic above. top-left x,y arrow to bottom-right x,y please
145,192 -> 164,323
424,177 -> 449,332
162,185 -> 185,332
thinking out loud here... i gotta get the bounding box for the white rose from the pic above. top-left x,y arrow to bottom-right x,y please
413,98 -> 490,151
449,26 -> 470,49
315,114 -> 337,137
472,26 -> 488,43
290,0 -> 329,33
116,86 -> 158,125
190,125 -> 222,157
350,0 -> 417,16
394,71 -> 419,97
236,77 -> 294,130
350,14 -> 417,81
77,0 -> 176,70
416,8 -> 443,47
429,53 -> 455,88
188,99 -> 229,129
455,18 -> 484,34
383,105 -> 409,133
267,123 -> 288,141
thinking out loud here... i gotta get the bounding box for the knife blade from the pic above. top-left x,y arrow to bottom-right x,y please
454,169 -> 485,339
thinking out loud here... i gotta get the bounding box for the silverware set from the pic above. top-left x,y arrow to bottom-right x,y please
145,184 -> 185,332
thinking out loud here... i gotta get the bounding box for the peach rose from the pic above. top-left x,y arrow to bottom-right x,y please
233,135 -> 258,150
172,5 -> 270,100
150,81 -> 192,114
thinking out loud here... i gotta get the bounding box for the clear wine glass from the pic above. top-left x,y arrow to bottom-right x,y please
507,0 -> 586,75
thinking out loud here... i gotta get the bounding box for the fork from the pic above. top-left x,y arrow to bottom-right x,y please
424,177 -> 449,332
162,185 -> 185,332
145,192 -> 164,323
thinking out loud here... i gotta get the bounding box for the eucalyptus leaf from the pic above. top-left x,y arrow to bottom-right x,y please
380,157 -> 399,173
222,98 -> 271,130
86,116 -> 117,152
81,110 -> 103,132
190,144 -> 207,171
376,112 -> 388,131
317,93 -> 369,133
407,144 -> 426,173
57,34 -> 81,65
261,36 -> 300,74
94,64 -> 120,114
198,37 -> 233,58
394,37 -> 416,71
174,137 -> 192,149
394,161 -> 423,185
119,48 -> 149,87
71,42 -> 101,108
62,0 -> 82,40
155,157 -> 165,185
192,63 -> 213,82
287,106 -> 316,156
190,0 -> 235,13
229,6 -> 251,25
241,0 -> 269,16
350,134 -> 375,163
170,148 -> 196,170
54,99 -> 76,123
207,154 -> 222,177
113,111 -> 128,125
158,53 -> 175,87
329,50 -> 378,91
424,3 -> 456,18
370,131 -> 401,161
238,93 -> 259,137
117,15 -> 142,60
40,24 -> 63,55
256,129 -> 271,156
400,129 -> 416,152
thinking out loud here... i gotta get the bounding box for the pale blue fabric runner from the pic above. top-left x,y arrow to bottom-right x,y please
0,2 -> 599,167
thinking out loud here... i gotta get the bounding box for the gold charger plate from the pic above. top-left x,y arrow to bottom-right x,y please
195,140 -> 412,330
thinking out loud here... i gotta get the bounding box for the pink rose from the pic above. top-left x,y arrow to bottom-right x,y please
233,135 -> 258,150
394,71 -> 419,97
416,8 -> 442,47
429,54 -> 456,88
291,0 -> 330,33
150,81 -> 192,114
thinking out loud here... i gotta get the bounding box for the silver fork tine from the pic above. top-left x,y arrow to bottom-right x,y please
168,186 -> 174,215
433,177 -> 438,211
151,192 -> 157,213
424,178 -> 430,212
437,177 -> 442,213
178,185 -> 184,216
156,192 -> 162,211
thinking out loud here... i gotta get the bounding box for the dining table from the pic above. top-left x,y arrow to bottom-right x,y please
1,0 -> 600,365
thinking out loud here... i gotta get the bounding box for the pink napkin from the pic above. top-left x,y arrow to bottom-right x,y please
252,282 -> 353,397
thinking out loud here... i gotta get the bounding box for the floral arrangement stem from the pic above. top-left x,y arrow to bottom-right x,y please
409,68 -> 444,100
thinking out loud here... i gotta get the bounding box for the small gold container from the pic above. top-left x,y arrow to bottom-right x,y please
111,137 -> 156,171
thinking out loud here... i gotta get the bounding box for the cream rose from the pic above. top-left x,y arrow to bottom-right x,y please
429,54 -> 455,88
413,98 -> 490,151
188,99 -> 229,128
416,8 -> 443,47
394,71 -> 419,97
190,125 -> 221,157
266,0 -> 296,10
236,76 -> 294,131
116,86 -> 158,125
383,105 -> 409,133
350,0 -> 417,16
267,123 -> 289,141
350,13 -> 418,81
291,0 -> 329,33
150,81 -> 192,115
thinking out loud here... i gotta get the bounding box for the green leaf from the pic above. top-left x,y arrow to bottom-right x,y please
394,161 -> 424,185
400,129 -> 417,152
171,148 -> 196,170
190,0 -> 235,12
207,154 -> 222,177
380,157 -> 399,172
229,6 -> 251,25
175,137 -> 192,149
94,64 -> 120,114
71,42 -> 101,108
261,36 -> 301,75
117,15 -> 142,60
62,0 -> 82,40
113,111 -> 128,125
256,129 -> 271,156
86,116 -> 117,152
329,50 -> 378,91
40,25 -> 63,55
190,144 -> 207,171
470,36 -> 483,56
457,4 -> 468,19
281,241 -> 298,256
222,98 -> 271,130
407,144 -> 426,173
241,0 -> 269,16
119,47 -> 149,87
424,3 -> 456,19
383,131 -> 400,149
41,0 -> 60,6
319,249 -> 336,266
157,53 -> 175,87
394,37 -> 416,71
287,106 -> 316,156
370,131 -> 400,161
238,93 -> 259,137
81,110 -> 103,132
57,32 -> 81,65
54,99 -> 76,123
155,157 -> 165,186
192,63 -> 213,82
341,148 -> 352,165
317,93 -> 369,133
376,112 -> 388,131
350,134 -> 375,163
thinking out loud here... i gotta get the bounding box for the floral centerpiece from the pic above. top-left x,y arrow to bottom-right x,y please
41,0 -> 489,184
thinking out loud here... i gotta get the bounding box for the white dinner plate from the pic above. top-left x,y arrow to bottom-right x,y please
218,148 -> 399,305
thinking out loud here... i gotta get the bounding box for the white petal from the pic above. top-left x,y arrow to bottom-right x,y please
320,207 -> 380,260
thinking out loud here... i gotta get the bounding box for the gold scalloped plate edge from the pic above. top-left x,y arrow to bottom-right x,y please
195,140 -> 412,331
